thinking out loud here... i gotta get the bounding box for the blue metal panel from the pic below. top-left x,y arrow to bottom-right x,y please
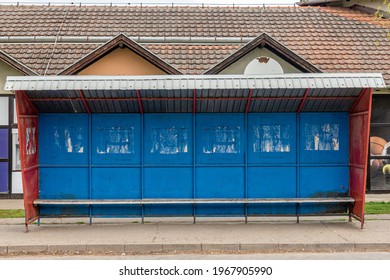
143,167 -> 193,216
37,112 -> 352,218
299,113 -> 349,164
248,114 -> 296,164
144,167 -> 193,198
144,114 -> 193,165
91,167 -> 141,217
0,108 -> 8,194
92,114 -> 141,165
0,128 -> 8,158
247,167 -> 296,214
39,114 -> 89,165
299,166 -> 350,214
0,162 -> 8,193
196,114 -> 245,164
196,167 -> 244,215
39,167 -> 89,216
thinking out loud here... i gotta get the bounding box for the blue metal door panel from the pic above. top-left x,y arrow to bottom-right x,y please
39,167 -> 89,216
92,114 -> 141,165
299,113 -> 349,164
91,167 -> 141,217
196,167 -> 244,215
144,114 -> 192,165
299,166 -> 350,214
196,114 -> 245,165
248,114 -> 296,164
39,114 -> 89,165
143,167 -> 193,216
248,167 -> 296,214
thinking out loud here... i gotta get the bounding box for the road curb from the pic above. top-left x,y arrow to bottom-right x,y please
3,242 -> 390,255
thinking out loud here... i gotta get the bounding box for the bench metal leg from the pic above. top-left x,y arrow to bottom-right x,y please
296,203 -> 301,224
245,203 -> 248,224
348,204 -> 353,222
141,205 -> 145,224
193,204 -> 196,224
37,218 -> 40,226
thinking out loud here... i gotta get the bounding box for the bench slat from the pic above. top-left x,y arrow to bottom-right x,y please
34,197 -> 355,206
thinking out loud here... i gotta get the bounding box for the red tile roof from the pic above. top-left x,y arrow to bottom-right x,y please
146,44 -> 243,75
0,5 -> 388,84
0,5 -> 387,38
0,43 -> 100,75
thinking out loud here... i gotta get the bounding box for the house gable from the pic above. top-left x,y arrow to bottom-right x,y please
205,33 -> 321,75
77,47 -> 167,76
59,34 -> 182,75
217,48 -> 302,75
0,51 -> 37,94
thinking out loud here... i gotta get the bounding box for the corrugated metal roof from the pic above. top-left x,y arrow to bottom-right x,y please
5,74 -> 385,114
5,74 -> 386,91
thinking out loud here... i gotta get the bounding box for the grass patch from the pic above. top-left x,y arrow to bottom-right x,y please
0,209 -> 25,218
365,202 -> 390,214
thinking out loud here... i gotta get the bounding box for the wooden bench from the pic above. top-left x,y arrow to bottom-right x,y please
33,197 -> 355,225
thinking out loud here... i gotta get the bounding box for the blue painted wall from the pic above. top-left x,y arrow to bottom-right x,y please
38,113 -> 350,218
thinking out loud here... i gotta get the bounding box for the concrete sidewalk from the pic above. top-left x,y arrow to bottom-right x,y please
1,216 -> 390,256
1,196 -> 390,256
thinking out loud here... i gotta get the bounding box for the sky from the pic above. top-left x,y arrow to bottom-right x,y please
3,0 -> 298,5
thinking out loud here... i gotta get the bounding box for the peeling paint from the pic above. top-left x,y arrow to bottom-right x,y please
150,127 -> 188,155
202,126 -> 240,154
253,125 -> 290,153
25,127 -> 36,155
305,124 -> 339,151
54,126 -> 85,154
96,126 -> 135,154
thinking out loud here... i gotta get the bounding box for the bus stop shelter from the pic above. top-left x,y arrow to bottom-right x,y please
5,73 -> 386,230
